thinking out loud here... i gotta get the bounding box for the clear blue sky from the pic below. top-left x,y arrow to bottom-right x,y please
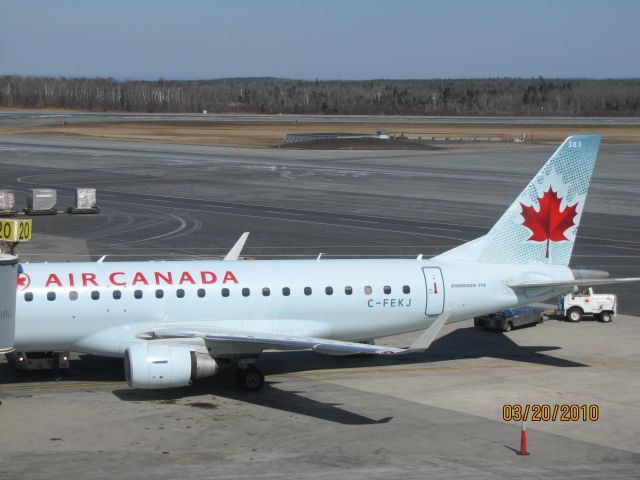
1,0 -> 638,79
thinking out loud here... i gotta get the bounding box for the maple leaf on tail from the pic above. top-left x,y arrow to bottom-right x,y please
520,187 -> 578,259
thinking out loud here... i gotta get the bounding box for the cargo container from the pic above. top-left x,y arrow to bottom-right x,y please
25,188 -> 57,215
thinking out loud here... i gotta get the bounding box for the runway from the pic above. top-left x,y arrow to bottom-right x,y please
1,132 -> 640,479
3,111 -> 640,126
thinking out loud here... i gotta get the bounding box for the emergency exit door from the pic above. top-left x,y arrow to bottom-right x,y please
422,267 -> 445,316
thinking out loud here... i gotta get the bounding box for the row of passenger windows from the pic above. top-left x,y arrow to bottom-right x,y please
23,285 -> 411,302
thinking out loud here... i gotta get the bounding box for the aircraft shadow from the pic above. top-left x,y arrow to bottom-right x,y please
256,325 -> 587,376
113,374 -> 392,426
2,325 -> 584,425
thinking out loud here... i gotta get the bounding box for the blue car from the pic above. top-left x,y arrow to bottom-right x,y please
473,306 -> 545,332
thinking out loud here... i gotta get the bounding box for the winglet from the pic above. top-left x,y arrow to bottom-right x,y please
224,232 -> 250,261
400,310 -> 451,354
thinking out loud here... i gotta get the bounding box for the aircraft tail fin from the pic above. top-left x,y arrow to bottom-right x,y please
435,135 -> 601,266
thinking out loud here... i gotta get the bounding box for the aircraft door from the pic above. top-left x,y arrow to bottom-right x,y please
422,267 -> 444,316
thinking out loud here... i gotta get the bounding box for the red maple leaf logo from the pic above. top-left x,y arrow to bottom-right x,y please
16,272 -> 30,290
520,187 -> 578,258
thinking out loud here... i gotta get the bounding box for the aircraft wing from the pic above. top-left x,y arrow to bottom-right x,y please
137,312 -> 451,357
140,327 -> 403,355
507,277 -> 640,289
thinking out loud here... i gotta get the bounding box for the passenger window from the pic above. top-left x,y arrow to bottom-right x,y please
69,291 -> 78,301
134,290 -> 143,299
197,288 -> 206,298
91,291 -> 100,300
242,288 -> 250,297
113,290 -> 122,300
345,286 -> 353,295
24,292 -> 33,302
155,289 -> 164,299
262,287 -> 270,297
364,286 -> 372,295
325,286 -> 333,295
47,292 -> 56,301
383,286 -> 391,294
282,287 -> 290,296
304,287 -> 312,296
221,288 -> 230,297
176,289 -> 185,298
403,285 -> 411,294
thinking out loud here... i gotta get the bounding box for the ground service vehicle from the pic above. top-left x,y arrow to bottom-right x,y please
474,306 -> 545,332
556,287 -> 616,322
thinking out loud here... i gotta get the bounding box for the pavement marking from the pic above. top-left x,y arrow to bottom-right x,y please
103,199 -> 469,242
265,210 -> 303,216
419,225 -> 463,232
338,218 -> 379,224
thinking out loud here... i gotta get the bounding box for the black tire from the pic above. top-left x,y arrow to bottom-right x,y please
473,318 -> 482,328
599,312 -> 613,323
235,366 -> 264,392
504,321 -> 513,332
567,308 -> 583,322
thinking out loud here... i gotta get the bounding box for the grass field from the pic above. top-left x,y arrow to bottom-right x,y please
1,120 -> 639,147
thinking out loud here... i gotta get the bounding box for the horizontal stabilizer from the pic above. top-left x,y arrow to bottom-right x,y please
508,277 -> 640,289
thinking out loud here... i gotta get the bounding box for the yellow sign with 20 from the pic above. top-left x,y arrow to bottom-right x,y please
0,219 -> 32,242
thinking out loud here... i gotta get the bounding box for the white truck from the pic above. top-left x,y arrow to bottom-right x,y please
555,287 -> 616,323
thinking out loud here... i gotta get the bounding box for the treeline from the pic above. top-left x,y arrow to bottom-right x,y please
1,76 -> 639,116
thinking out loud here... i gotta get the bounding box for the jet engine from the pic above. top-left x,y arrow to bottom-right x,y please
124,344 -> 218,389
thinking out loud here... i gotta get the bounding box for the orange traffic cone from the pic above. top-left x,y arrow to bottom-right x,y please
518,420 -> 530,456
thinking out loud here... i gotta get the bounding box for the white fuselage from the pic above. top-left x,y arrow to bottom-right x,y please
14,258 -> 573,356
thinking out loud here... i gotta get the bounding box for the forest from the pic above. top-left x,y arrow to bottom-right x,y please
1,76 -> 639,116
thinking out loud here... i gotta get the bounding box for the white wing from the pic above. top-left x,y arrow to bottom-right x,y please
137,312 -> 451,357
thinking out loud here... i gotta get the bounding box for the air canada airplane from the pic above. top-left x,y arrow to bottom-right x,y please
1,135 -> 638,392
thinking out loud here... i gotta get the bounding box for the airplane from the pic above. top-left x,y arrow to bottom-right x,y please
1,135 -> 638,392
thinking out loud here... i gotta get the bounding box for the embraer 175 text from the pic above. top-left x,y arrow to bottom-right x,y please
1,135 -> 638,391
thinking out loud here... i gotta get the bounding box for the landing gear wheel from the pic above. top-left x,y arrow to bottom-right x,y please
235,366 -> 265,392
599,312 -> 613,323
567,308 -> 583,322
504,321 -> 513,332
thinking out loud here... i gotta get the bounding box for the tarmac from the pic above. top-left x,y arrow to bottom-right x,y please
0,131 -> 639,479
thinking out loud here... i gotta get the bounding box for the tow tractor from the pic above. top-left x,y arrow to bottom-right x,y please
555,287 -> 617,323
8,351 -> 71,380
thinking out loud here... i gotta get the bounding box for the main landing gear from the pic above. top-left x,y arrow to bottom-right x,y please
235,364 -> 265,392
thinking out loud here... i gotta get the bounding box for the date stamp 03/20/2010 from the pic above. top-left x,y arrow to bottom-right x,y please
503,404 -> 600,422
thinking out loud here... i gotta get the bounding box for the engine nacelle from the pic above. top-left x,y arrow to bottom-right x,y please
124,344 -> 218,389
